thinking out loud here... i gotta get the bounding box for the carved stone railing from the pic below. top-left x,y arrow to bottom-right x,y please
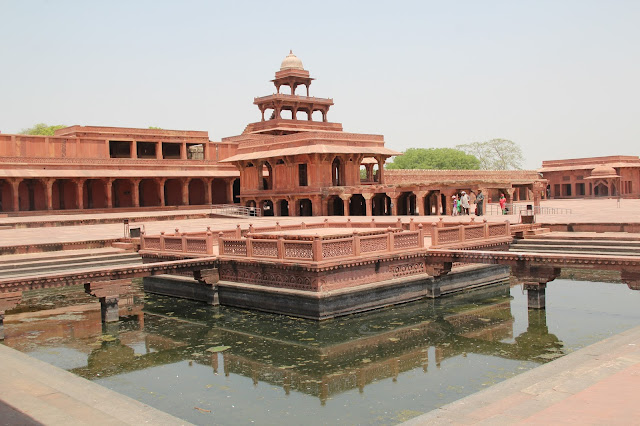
139,227 -> 215,255
218,227 -> 424,262
430,221 -> 511,249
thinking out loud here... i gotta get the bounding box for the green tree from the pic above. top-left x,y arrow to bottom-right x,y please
19,123 -> 66,136
456,139 -> 524,170
148,126 -> 163,129
386,148 -> 480,170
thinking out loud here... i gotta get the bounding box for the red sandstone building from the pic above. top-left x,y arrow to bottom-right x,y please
0,52 -> 546,216
539,156 -> 640,199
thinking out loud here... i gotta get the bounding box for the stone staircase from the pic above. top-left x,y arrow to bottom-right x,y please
0,248 -> 143,280
510,235 -> 640,257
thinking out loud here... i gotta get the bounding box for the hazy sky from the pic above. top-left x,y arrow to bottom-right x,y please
1,0 -> 638,169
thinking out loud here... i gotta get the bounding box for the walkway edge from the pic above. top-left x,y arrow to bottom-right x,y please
0,344 -> 191,425
403,324 -> 640,425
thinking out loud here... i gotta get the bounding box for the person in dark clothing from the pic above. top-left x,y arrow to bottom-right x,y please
475,190 -> 485,216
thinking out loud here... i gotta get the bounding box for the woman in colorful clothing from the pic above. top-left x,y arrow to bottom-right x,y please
452,195 -> 458,216
499,193 -> 507,215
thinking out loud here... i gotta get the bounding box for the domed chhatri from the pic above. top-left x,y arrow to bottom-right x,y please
280,50 -> 304,71
590,164 -> 619,178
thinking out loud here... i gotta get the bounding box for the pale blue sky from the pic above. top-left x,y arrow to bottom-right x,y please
1,0 -> 638,169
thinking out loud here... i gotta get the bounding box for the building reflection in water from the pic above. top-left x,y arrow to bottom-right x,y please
3,280 -> 563,406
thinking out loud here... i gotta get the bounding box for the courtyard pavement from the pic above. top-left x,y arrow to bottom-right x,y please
1,198 -> 639,248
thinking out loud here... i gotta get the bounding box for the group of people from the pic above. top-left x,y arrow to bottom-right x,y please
451,190 -> 488,216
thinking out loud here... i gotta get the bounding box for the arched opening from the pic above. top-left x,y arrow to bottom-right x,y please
277,199 -> 289,216
594,182 -> 608,197
296,110 -> 309,121
332,157 -> 344,186
18,179 -> 46,211
424,191 -> 439,215
372,193 -> 391,216
112,179 -> 133,208
264,108 -> 276,121
280,109 -> 293,120
83,179 -> 107,209
211,178 -> 228,204
232,179 -> 240,203
327,196 -> 344,216
139,179 -> 160,207
0,179 -> 14,212
397,192 -> 416,215
349,194 -> 366,216
262,162 -> 273,190
163,179 -> 182,206
261,200 -> 274,216
294,84 -> 309,96
52,179 -> 77,210
189,179 -> 205,205
311,110 -> 323,122
299,198 -> 312,216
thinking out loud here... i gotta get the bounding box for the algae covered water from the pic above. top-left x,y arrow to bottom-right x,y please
4,275 -> 640,425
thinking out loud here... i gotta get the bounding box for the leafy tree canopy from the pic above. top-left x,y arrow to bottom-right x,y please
386,148 -> 480,170
456,139 -> 524,170
19,123 -> 66,136
148,126 -> 163,129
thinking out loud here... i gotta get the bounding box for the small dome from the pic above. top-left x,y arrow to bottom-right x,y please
590,164 -> 618,177
280,50 -> 304,70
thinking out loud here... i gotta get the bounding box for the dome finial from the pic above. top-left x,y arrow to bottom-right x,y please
290,49 -> 293,54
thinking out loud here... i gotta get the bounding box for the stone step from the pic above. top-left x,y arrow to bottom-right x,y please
509,246 -> 640,256
0,259 -> 144,280
0,252 -> 141,273
0,247 -> 128,265
512,239 -> 640,248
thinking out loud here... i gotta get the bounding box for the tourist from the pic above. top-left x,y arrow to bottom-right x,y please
461,191 -> 470,215
499,193 -> 507,215
452,195 -> 458,216
475,190 -> 485,216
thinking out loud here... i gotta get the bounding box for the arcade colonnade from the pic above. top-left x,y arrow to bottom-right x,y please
245,184 -> 539,217
0,177 -> 238,212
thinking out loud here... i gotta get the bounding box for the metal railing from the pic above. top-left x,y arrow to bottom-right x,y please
210,204 -> 262,217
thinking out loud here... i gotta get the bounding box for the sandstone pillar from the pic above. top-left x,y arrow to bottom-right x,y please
416,191 -> 427,216
132,179 -> 140,208
363,194 -> 373,217
44,178 -> 54,210
204,178 -> 213,205
156,142 -> 163,160
182,179 -> 190,206
226,179 -> 234,204
75,178 -> 85,210
105,179 -> 113,208
0,291 -> 22,340
180,143 -> 187,160
11,179 -> 21,212
85,279 -> 132,323
288,197 -> 297,216
340,194 -> 350,217
158,178 -> 166,206
442,190 -> 456,215
390,194 -> 399,216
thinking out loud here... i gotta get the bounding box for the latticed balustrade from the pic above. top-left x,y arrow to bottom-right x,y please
360,235 -> 388,253
322,239 -> 354,259
252,241 -> 279,258
284,242 -> 313,259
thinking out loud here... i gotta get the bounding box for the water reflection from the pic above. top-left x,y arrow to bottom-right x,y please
3,277 -> 639,425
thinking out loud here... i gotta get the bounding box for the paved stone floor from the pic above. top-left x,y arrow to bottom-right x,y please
404,324 -> 640,425
0,344 -> 190,425
2,198 -> 639,248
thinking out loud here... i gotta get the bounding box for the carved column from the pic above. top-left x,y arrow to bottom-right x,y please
105,179 -> 113,208
44,178 -> 54,210
441,190 -> 456,215
180,143 -> 187,160
390,194 -> 400,216
226,179 -> 234,204
85,279 -> 132,323
204,178 -> 213,205
11,179 -> 21,212
416,191 -> 427,216
288,197 -> 297,216
363,193 -> 373,217
0,291 -> 22,340
75,178 -> 85,209
158,178 -> 166,206
182,178 -> 190,206
340,194 -> 350,217
131,179 -> 140,207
